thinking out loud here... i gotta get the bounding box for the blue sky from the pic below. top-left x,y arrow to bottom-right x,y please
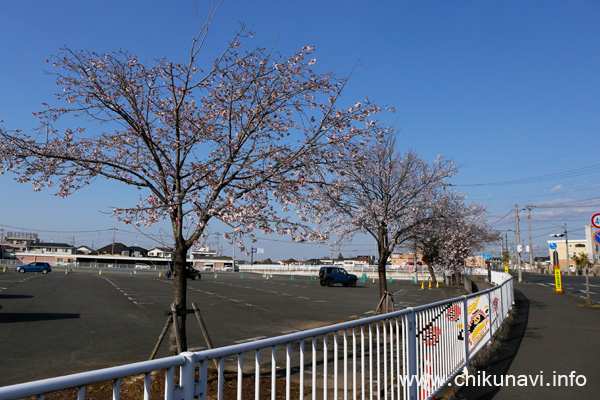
1,0 -> 599,261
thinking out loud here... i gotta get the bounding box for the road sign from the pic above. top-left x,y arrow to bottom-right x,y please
554,266 -> 563,294
549,243 -> 557,250
592,213 -> 600,229
482,254 -> 491,259
594,230 -> 600,246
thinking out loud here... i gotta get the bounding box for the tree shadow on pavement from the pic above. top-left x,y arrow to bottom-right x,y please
0,312 -> 80,323
452,289 -> 529,400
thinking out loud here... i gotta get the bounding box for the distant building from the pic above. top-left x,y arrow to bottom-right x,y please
389,252 -> 423,268
18,242 -> 76,265
76,245 -> 97,255
27,242 -> 75,255
547,238 -> 590,272
2,231 -> 39,252
96,242 -> 147,257
148,247 -> 174,258
279,258 -> 300,265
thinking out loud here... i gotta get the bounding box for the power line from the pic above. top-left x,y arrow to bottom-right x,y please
452,163 -> 600,187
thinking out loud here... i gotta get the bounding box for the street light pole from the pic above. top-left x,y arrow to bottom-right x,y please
550,224 -> 569,274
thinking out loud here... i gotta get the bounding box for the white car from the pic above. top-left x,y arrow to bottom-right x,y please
134,263 -> 151,270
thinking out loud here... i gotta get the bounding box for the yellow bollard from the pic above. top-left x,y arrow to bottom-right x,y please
421,282 -> 424,290
429,281 -> 432,289
372,278 -> 375,283
159,272 -> 162,278
99,270 -> 102,276
436,281 -> 439,288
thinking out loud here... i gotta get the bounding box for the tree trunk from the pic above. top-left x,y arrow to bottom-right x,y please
169,243 -> 189,355
427,265 -> 437,284
377,251 -> 390,313
454,271 -> 461,287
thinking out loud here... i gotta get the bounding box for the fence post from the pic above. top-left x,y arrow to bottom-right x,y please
487,290 -> 494,344
406,308 -> 418,400
180,352 -> 196,399
462,296 -> 470,371
198,358 -> 208,400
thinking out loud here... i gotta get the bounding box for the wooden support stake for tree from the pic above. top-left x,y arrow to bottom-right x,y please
192,302 -> 219,370
149,315 -> 173,360
374,291 -> 388,315
171,303 -> 183,354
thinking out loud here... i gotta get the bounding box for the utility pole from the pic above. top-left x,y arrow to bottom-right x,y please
525,203 -> 535,271
505,233 -> 509,262
111,227 -> 116,255
514,204 -> 522,282
564,223 -> 570,276
112,227 -> 117,268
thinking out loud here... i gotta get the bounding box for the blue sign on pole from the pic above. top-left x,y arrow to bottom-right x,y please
594,231 -> 600,246
549,243 -> 557,250
482,254 -> 491,259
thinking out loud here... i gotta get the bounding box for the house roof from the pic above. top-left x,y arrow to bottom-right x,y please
29,242 -> 74,248
128,246 -> 148,253
149,246 -> 173,252
96,242 -> 129,254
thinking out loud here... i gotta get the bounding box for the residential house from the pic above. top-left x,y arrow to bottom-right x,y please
96,242 -> 147,257
76,245 -> 97,255
148,247 -> 174,258
18,242 -> 76,265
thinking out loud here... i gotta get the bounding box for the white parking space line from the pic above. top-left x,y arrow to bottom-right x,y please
579,290 -> 596,295
234,336 -> 267,344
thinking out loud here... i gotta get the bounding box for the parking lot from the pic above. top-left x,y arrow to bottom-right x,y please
0,269 -> 464,386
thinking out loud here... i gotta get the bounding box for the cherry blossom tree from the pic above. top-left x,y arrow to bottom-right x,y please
310,132 -> 456,311
0,25 -> 386,351
418,191 -> 498,284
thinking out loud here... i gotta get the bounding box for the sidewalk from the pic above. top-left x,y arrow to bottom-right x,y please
455,282 -> 600,399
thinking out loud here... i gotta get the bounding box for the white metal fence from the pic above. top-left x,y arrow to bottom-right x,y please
0,276 -> 514,400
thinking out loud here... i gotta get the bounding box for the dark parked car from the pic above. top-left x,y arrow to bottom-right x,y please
318,266 -> 358,287
16,262 -> 52,274
165,265 -> 201,281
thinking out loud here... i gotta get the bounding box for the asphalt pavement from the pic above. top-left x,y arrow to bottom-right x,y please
0,270 -> 464,387
454,279 -> 600,400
